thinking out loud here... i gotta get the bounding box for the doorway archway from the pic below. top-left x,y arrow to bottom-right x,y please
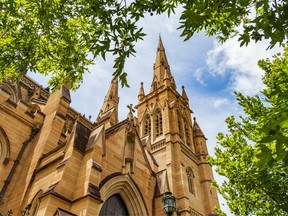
99,194 -> 129,216
99,174 -> 148,215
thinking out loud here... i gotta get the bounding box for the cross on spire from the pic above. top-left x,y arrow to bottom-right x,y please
127,104 -> 135,113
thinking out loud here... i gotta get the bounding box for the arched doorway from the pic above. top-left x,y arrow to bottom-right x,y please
99,194 -> 129,216
100,174 -> 148,215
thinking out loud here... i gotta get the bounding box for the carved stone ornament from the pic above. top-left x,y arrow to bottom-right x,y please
126,104 -> 136,142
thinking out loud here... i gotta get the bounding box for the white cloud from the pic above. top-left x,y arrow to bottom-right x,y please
193,68 -> 206,86
206,44 -> 228,76
165,7 -> 183,33
206,37 -> 282,95
213,98 -> 230,108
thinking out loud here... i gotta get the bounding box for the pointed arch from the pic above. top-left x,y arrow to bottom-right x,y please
151,76 -> 159,92
99,174 -> 148,215
0,126 -> 10,165
0,83 -> 17,102
186,167 -> 195,195
29,190 -> 44,216
155,108 -> 163,137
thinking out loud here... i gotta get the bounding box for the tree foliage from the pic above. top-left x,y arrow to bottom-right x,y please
210,46 -> 288,215
0,0 -> 287,89
0,0 -> 146,89
179,0 -> 288,47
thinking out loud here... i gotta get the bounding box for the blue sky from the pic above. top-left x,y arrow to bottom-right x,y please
29,10 -> 283,215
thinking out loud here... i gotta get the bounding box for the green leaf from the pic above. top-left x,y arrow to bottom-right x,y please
257,144 -> 273,168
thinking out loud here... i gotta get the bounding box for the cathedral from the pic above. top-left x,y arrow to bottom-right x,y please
0,37 -> 219,216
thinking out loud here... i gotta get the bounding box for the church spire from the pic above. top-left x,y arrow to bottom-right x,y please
155,36 -> 170,71
150,36 -> 174,92
97,77 -> 119,126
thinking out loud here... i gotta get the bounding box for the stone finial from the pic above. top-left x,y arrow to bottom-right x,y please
138,82 -> 145,100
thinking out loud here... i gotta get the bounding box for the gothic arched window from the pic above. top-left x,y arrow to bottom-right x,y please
99,194 -> 129,216
177,110 -> 183,140
155,108 -> 163,137
144,114 -> 151,136
183,117 -> 190,146
186,167 -> 195,195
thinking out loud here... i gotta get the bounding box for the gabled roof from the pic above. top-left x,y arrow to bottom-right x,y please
97,108 -> 115,124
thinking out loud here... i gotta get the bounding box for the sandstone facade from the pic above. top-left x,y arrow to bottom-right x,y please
0,38 -> 219,216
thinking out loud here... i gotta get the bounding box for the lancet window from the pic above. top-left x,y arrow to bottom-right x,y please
177,110 -> 183,140
155,108 -> 163,137
186,167 -> 195,195
144,114 -> 151,136
183,117 -> 190,146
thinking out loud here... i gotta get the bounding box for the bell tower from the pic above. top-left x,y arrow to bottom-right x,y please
135,37 -> 219,215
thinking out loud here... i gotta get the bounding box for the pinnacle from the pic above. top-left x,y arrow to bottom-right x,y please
138,82 -> 145,100
182,85 -> 189,101
193,117 -> 206,138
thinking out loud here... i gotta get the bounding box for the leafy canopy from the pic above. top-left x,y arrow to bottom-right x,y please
210,46 -> 288,215
1,0 -> 287,89
179,0 -> 288,47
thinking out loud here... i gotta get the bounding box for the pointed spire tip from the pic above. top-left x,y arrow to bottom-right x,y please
157,35 -> 165,51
